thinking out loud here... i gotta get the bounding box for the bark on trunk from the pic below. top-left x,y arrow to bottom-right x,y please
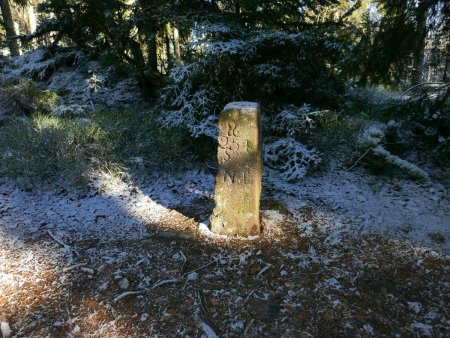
0,0 -> 21,56
147,26 -> 158,72
173,26 -> 181,64
27,3 -> 36,34
443,35 -> 450,82
411,1 -> 428,85
164,22 -> 172,67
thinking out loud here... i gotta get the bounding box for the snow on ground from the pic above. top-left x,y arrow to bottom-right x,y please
265,166 -> 450,254
2,165 -> 447,254
0,165 -> 449,336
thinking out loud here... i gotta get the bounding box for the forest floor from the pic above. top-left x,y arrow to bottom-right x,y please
0,165 -> 449,337
0,48 -> 449,337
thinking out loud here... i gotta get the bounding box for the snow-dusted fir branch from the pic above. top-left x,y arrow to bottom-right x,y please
272,104 -> 324,137
264,138 -> 321,182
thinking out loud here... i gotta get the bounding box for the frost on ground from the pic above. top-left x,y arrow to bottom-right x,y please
0,165 -> 449,337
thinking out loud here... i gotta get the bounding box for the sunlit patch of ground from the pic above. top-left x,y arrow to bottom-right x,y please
0,169 -> 449,337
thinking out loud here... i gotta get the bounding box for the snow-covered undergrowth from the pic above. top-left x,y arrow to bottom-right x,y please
0,48 -> 146,116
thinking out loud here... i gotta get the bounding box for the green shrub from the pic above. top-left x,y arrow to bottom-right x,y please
0,78 -> 58,115
308,110 -> 364,164
92,110 -> 194,172
0,114 -> 110,188
0,110 -> 195,188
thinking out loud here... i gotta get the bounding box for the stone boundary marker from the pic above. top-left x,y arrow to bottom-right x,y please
210,102 -> 262,236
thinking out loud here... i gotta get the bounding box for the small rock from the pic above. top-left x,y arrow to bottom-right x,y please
187,272 -> 198,281
119,278 -> 129,289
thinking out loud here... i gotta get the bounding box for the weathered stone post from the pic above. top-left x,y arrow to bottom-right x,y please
210,102 -> 262,236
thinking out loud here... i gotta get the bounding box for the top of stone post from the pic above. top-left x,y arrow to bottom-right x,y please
223,101 -> 259,113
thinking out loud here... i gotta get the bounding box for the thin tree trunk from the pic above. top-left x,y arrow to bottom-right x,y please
411,1 -> 428,85
443,33 -> 450,82
27,2 -> 36,34
235,1 -> 241,16
147,26 -> 158,72
173,26 -> 181,64
0,0 -> 21,56
164,22 -> 172,68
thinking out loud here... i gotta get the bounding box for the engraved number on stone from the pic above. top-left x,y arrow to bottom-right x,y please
228,122 -> 241,137
218,136 -> 228,147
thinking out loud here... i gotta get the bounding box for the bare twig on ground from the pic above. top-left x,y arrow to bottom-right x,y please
348,147 -> 373,171
47,230 -> 78,264
257,264 -> 271,278
179,250 -> 187,276
113,290 -> 145,303
243,319 -> 254,335
152,278 -> 180,289
63,263 -> 86,272
184,258 -> 217,276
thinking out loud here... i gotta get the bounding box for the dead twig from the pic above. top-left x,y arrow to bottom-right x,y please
347,147 -> 373,171
152,278 -> 180,289
179,250 -> 187,276
195,290 -> 219,338
63,263 -> 86,272
184,258 -> 217,276
257,264 -> 271,278
243,319 -> 255,335
113,290 -> 145,303
48,230 -> 78,264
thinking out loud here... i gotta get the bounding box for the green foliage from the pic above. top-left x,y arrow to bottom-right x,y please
0,78 -> 58,115
159,28 -> 346,137
0,114 -> 110,188
91,110 -> 193,172
309,110 -> 364,163
386,85 -> 450,161
0,110 -> 194,188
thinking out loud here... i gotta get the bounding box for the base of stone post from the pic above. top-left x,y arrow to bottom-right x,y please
210,102 -> 262,236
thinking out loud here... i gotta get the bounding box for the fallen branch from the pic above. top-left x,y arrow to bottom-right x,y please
373,146 -> 430,181
152,278 -> 180,289
257,264 -> 271,278
195,290 -> 219,338
81,267 -> 95,275
198,320 -> 219,338
179,250 -> 187,276
184,259 -> 217,276
348,147 -> 373,171
47,230 -> 70,249
48,230 -> 78,264
63,263 -> 86,272
243,319 -> 255,336
113,290 -> 145,303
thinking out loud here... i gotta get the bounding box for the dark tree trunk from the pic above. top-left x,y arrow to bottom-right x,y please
0,0 -> 21,56
147,25 -> 158,72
